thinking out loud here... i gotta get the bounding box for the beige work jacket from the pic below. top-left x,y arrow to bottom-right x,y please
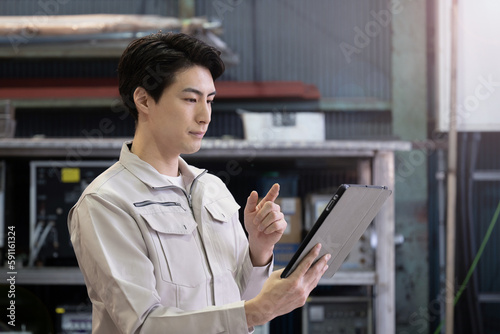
68,142 -> 272,333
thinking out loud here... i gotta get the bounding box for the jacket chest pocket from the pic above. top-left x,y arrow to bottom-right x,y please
140,210 -> 208,288
204,196 -> 241,273
204,196 -> 240,223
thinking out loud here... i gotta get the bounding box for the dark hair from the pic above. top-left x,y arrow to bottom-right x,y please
118,32 -> 225,121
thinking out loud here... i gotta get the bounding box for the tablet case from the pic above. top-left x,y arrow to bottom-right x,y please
280,184 -> 392,279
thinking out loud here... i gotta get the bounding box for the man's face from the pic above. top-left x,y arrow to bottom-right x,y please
144,65 -> 216,157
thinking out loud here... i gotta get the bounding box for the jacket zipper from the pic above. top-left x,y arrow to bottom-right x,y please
186,169 -> 207,210
155,170 -> 215,292
152,170 -> 208,216
185,170 -> 207,216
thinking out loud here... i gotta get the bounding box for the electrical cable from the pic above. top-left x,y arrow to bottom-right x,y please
433,199 -> 500,334
28,222 -> 55,267
458,132 -> 481,333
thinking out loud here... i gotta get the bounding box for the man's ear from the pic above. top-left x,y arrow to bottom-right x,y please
133,86 -> 151,116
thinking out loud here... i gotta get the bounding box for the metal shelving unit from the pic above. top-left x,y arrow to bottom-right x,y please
0,137 -> 409,158
1,138 -> 410,333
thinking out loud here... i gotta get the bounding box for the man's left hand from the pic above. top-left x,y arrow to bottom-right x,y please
244,183 -> 287,266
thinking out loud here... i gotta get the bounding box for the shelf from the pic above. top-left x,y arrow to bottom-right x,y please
0,38 -> 131,59
0,79 -> 320,108
2,267 -> 85,285
2,267 -> 375,286
7,97 -> 389,111
318,271 -> 376,286
319,98 -> 391,111
0,14 -> 203,59
478,293 -> 500,303
0,138 -> 412,158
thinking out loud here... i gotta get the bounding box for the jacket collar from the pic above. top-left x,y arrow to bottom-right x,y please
119,141 -> 205,189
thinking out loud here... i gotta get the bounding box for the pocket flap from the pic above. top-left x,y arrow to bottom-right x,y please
141,211 -> 197,235
205,196 -> 240,223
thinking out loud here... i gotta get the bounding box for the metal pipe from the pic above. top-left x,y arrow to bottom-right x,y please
445,0 -> 459,332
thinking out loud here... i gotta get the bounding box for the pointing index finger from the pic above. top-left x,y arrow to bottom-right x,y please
260,183 -> 280,205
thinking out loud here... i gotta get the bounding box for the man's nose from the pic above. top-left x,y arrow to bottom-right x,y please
197,102 -> 211,124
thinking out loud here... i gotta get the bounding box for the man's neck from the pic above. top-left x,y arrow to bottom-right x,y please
130,135 -> 180,177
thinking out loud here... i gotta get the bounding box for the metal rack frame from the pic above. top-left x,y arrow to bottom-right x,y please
1,138 -> 410,334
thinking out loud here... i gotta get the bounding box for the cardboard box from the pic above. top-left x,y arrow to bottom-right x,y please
276,197 -> 302,243
271,197 -> 302,267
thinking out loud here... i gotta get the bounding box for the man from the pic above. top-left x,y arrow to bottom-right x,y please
68,32 -> 330,333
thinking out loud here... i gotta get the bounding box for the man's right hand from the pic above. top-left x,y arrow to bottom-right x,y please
244,243 -> 330,327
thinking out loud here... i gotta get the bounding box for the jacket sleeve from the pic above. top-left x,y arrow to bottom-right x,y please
232,213 -> 273,301
240,253 -> 274,302
68,193 -> 251,334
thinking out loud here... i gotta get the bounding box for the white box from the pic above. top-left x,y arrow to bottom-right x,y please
238,109 -> 325,142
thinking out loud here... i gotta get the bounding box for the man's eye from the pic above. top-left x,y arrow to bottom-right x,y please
207,100 -> 214,105
185,98 -> 197,103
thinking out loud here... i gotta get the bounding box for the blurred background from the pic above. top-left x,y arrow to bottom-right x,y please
0,0 -> 499,333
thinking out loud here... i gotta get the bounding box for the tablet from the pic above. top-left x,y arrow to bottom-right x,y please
280,184 -> 392,279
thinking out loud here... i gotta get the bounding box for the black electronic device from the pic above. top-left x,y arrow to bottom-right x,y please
29,161 -> 114,266
303,296 -> 372,334
281,184 -> 391,279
